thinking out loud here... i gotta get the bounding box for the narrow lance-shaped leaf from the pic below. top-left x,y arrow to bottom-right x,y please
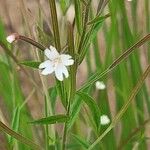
20,61 -> 41,69
87,13 -> 110,25
30,114 -> 69,125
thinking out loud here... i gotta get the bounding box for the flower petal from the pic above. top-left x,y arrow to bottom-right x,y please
54,64 -> 69,81
39,60 -> 54,75
55,65 -> 64,81
39,60 -> 52,69
49,45 -> 59,59
60,54 -> 74,66
62,65 -> 69,78
44,46 -> 59,60
44,49 -> 52,59
41,67 -> 54,75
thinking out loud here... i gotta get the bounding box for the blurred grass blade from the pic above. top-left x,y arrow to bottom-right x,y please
0,19 -> 7,44
0,42 -> 42,93
72,134 -> 90,149
9,107 -> 21,148
48,86 -> 57,113
79,34 -> 150,91
74,0 -> 82,34
76,91 -> 100,132
60,0 -> 70,15
88,64 -> 150,150
0,121 -> 39,149
118,119 -> 150,149
20,61 -> 41,69
97,0 -> 109,14
78,17 -> 106,63
87,13 -> 110,25
48,0 -> 61,50
30,115 -> 69,125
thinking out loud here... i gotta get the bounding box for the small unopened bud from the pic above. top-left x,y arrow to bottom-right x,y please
6,33 -> 19,43
100,115 -> 110,125
95,81 -> 106,90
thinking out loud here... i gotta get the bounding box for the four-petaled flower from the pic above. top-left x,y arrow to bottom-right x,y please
39,46 -> 74,81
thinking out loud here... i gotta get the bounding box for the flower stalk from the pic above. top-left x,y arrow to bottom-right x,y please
7,33 -> 46,51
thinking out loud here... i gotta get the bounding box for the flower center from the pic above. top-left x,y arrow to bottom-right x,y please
52,56 -> 62,68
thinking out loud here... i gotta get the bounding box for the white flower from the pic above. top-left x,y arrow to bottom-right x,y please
127,0 -> 132,1
39,46 -> 74,81
95,81 -> 106,90
100,115 -> 110,125
6,34 -> 16,43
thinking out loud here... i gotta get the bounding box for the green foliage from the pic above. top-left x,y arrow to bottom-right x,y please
30,114 -> 69,125
20,61 -> 41,69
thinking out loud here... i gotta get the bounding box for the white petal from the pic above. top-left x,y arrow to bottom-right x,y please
54,64 -> 69,81
62,65 -> 69,78
39,60 -> 52,69
100,115 -> 110,125
39,60 -> 54,75
44,49 -> 52,60
6,35 -> 16,43
55,65 -> 64,81
49,45 -> 59,58
60,54 -> 74,66
41,67 -> 54,75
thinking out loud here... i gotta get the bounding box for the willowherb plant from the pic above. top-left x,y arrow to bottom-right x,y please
0,0 -> 150,150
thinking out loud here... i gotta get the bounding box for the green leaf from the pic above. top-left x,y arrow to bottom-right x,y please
87,13 -> 110,25
20,61 -> 41,69
76,91 -> 100,132
72,134 -> 90,149
30,114 -> 69,125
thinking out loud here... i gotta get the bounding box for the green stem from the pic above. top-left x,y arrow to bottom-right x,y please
62,22 -> 76,150
0,121 -> 40,149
